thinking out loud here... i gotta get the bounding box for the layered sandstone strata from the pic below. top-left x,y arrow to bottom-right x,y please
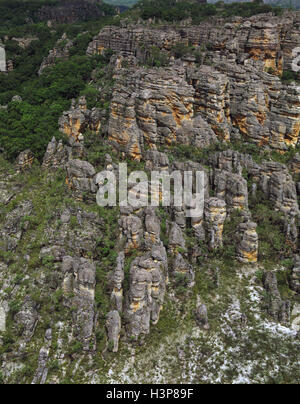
59,96 -> 102,142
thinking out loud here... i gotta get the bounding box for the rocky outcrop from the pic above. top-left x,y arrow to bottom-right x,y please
11,37 -> 38,49
111,252 -> 125,313
119,207 -> 143,254
59,96 -> 102,143
38,34 -> 73,75
0,200 -> 33,251
42,137 -> 68,171
236,221 -> 258,264
187,66 -> 231,140
16,150 -> 34,173
88,13 -> 300,75
118,206 -> 168,340
195,304 -> 210,330
87,25 -> 182,57
212,170 -> 249,212
168,222 -> 194,283
108,66 -> 195,160
89,14 -> 300,155
66,159 -> 97,198
125,251 -> 167,339
204,198 -> 227,249
62,256 -> 97,351
263,271 -> 291,325
106,310 -> 121,352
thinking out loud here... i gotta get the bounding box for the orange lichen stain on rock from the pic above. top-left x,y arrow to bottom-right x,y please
129,142 -> 142,161
65,176 -> 73,190
256,111 -> 266,126
241,250 -> 258,263
259,134 -> 269,147
233,195 -> 247,210
233,115 -> 248,135
284,121 -> 300,147
248,47 -> 283,76
97,46 -> 105,55
131,301 -> 141,313
63,119 -> 82,139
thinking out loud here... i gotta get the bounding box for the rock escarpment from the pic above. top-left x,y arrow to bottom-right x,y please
87,12 -> 300,76
88,13 -> 300,155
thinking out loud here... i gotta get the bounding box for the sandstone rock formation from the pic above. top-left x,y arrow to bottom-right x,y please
59,96 -> 102,144
42,137 -> 68,171
88,13 -> 300,76
88,14 -> 300,155
38,34 -> 73,75
290,255 -> 300,294
204,198 -> 227,249
111,252 -> 125,313
16,150 -> 34,173
62,256 -> 97,351
263,271 -> 291,325
106,310 -> 121,352
108,66 -> 195,160
125,252 -> 167,339
66,159 -> 97,198
236,221 -> 259,264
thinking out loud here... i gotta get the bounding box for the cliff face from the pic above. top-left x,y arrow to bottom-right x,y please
87,12 -> 300,75
87,12 -> 300,154
106,61 -> 300,157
